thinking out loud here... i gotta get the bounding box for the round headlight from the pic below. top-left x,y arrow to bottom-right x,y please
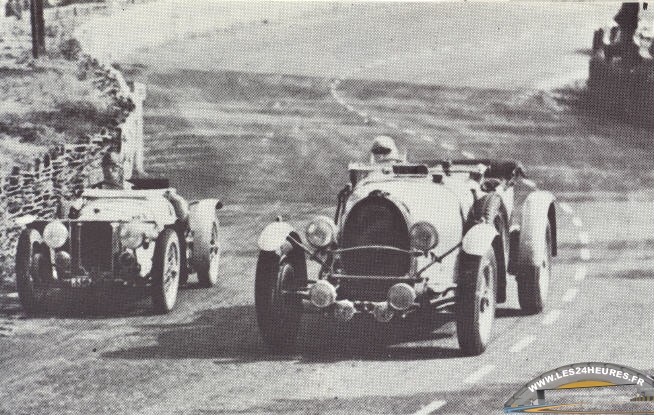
304,216 -> 336,248
43,221 -> 68,248
410,222 -> 439,251
120,222 -> 145,249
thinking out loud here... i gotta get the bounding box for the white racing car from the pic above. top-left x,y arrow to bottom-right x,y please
255,159 -> 557,355
15,178 -> 223,315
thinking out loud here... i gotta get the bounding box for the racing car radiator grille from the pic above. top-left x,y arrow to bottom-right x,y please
340,197 -> 410,277
70,222 -> 114,273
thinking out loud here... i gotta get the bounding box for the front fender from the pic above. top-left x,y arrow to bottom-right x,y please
257,221 -> 308,286
519,191 -> 556,267
462,223 -> 498,256
257,221 -> 296,252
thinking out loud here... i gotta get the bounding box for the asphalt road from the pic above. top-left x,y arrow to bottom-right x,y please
2,2 -> 654,414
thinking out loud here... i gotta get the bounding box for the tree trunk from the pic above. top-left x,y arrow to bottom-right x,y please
30,0 -> 45,58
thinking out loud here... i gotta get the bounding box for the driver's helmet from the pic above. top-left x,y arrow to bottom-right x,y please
370,135 -> 401,164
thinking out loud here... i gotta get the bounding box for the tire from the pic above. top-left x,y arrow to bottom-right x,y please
15,229 -> 50,315
456,249 -> 498,356
472,194 -> 508,264
255,251 -> 302,353
189,200 -> 221,288
151,229 -> 181,314
517,221 -> 553,315
592,28 -> 603,53
472,194 -> 508,302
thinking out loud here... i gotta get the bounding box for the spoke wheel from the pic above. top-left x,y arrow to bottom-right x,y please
456,249 -> 498,356
255,251 -> 302,353
205,222 -> 221,286
517,221 -> 553,315
151,229 -> 181,314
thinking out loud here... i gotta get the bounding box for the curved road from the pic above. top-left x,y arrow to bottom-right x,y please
2,2 -> 654,414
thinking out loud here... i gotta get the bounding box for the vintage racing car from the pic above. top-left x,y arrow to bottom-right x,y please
15,179 -> 223,314
255,159 -> 556,355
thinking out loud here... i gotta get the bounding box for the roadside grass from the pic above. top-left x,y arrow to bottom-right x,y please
0,13 -> 119,174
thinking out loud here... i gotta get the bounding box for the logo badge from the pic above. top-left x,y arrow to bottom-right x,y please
504,362 -> 654,413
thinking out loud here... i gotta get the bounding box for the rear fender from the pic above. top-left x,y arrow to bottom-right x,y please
518,191 -> 556,267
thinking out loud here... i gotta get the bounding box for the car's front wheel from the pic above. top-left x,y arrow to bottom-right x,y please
255,251 -> 302,354
151,229 -> 181,314
15,229 -> 50,315
456,248 -> 498,356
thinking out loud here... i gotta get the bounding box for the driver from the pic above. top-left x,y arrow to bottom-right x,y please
370,135 -> 403,164
84,150 -> 189,222
94,151 -> 131,189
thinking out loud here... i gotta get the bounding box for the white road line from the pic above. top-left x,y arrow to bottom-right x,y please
509,336 -> 536,353
578,232 -> 590,245
421,135 -> 433,141
461,150 -> 475,159
522,178 -> 537,189
559,202 -> 573,214
464,365 -> 495,384
561,288 -> 578,303
574,265 -> 587,281
440,142 -> 456,151
386,121 -> 398,129
411,400 -> 447,415
579,248 -> 590,261
572,217 -> 584,228
1,293 -> 18,299
542,309 -> 561,326
404,128 -> 417,135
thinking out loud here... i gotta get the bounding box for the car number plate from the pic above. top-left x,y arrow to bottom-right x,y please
67,277 -> 92,288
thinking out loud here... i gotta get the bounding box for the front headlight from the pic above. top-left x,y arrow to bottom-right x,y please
304,216 -> 336,248
120,222 -> 146,249
410,222 -> 439,252
43,221 -> 68,248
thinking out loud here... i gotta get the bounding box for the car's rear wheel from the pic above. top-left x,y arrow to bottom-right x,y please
189,200 -> 221,288
151,229 -> 181,314
15,229 -> 50,315
472,194 -> 508,303
456,249 -> 498,356
517,221 -> 553,315
255,251 -> 302,354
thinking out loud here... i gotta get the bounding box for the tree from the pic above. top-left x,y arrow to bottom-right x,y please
30,0 -> 45,58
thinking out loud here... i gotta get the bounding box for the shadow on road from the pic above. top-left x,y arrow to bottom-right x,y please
102,305 -> 471,362
0,284 -> 210,319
